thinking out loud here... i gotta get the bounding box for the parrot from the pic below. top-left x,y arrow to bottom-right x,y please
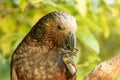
11,11 -> 78,80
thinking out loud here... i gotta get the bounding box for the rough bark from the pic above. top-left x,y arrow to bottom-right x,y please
84,55 -> 120,80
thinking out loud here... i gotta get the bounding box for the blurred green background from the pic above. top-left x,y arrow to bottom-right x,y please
0,0 -> 120,80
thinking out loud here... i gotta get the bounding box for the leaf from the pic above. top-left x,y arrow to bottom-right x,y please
82,17 -> 102,32
29,0 -> 43,4
19,0 -> 27,12
28,0 -> 43,7
44,0 -> 57,7
0,16 -> 17,34
76,0 -> 87,17
0,33 -> 18,57
77,27 -> 100,53
100,12 -> 110,39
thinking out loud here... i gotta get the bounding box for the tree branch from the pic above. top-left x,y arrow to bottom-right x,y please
84,55 -> 120,80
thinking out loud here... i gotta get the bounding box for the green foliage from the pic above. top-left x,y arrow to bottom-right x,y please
0,0 -> 120,80
0,55 -> 10,80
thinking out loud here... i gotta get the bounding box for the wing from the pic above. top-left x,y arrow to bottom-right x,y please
10,41 -> 67,80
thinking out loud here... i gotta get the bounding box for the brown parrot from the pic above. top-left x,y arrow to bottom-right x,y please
11,11 -> 78,80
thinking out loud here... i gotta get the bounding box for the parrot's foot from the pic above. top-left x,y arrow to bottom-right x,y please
62,48 -> 78,57
61,48 -> 78,75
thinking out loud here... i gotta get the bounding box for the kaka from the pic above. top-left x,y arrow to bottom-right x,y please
11,11 -> 78,80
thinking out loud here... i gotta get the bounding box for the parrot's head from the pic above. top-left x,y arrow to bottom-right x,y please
30,11 -> 77,50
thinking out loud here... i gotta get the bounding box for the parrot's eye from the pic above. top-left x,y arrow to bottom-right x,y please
57,25 -> 65,30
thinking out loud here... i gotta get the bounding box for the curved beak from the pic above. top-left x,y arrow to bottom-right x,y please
65,32 -> 76,51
